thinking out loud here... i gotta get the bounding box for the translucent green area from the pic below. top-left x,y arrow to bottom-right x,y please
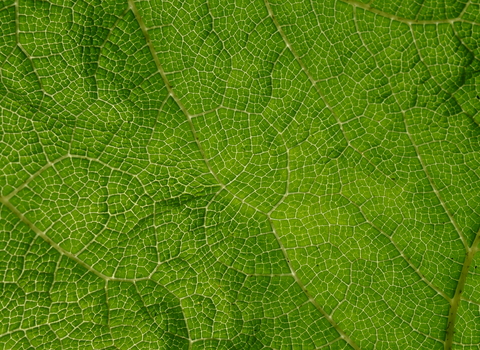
1,0 -> 480,349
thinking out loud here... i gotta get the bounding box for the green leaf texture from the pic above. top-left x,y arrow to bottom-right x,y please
1,0 -> 480,349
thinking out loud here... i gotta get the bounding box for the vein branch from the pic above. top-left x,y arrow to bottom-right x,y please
267,215 -> 361,350
128,0 -> 228,194
263,2 -> 362,349
339,0 -> 470,25
407,26 -> 469,250
445,227 -> 480,350
0,196 -> 149,283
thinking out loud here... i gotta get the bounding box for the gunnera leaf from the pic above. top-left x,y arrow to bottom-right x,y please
1,0 -> 480,349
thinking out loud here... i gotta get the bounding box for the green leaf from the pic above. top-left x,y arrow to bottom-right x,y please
1,0 -> 480,349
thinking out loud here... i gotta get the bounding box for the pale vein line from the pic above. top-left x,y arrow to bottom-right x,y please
127,0 -> 272,220
408,24 -> 478,127
347,0 -> 480,130
340,192 -> 451,301
129,1 -> 362,347
351,7 -> 451,302
314,337 -> 345,350
0,3 -> 15,12
266,216 -> 361,349
267,104 -> 291,215
14,0 -> 49,99
104,280 -> 122,350
0,196 -> 150,283
127,0 -> 291,218
339,0 -> 474,25
74,3 -> 131,158
461,296 -> 480,307
263,2 -> 362,349
445,227 -> 480,350
1,158 -> 285,286
402,21 -> 480,346
2,154 -> 69,200
2,153 -> 143,201
127,0 -> 228,191
92,5 -> 130,79
407,25 -> 469,250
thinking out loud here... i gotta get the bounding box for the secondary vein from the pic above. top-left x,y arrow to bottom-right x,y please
445,227 -> 480,350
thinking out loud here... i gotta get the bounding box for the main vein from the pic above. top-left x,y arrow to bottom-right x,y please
262,1 -> 363,349
0,196 -> 149,283
445,228 -> 480,350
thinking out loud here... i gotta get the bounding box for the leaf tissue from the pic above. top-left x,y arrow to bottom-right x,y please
1,0 -> 480,349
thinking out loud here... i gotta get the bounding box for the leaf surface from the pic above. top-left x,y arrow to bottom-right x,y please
1,0 -> 480,349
